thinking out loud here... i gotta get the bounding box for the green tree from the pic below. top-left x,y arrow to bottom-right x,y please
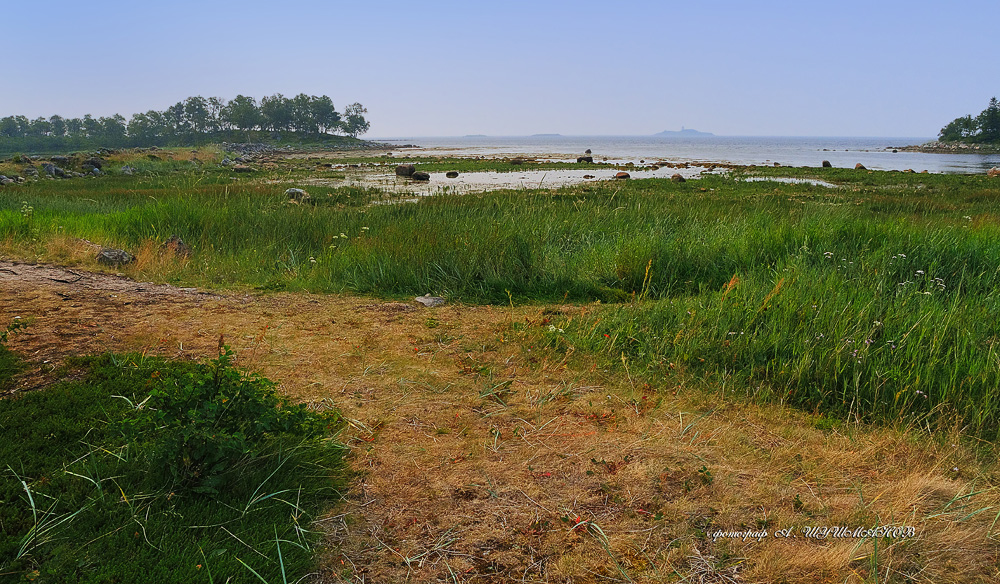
49,115 -> 67,137
311,95 -> 340,134
260,93 -> 293,131
939,115 -> 976,141
184,96 -> 211,134
222,95 -> 262,132
977,97 -> 1000,143
341,102 -> 370,137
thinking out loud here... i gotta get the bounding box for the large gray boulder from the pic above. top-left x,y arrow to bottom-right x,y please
395,164 -> 416,177
97,248 -> 134,267
415,294 -> 445,307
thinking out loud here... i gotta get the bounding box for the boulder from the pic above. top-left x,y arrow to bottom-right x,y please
446,171 -> 459,178
411,171 -> 431,181
51,155 -> 70,165
510,158 -> 525,165
577,156 -> 594,163
0,176 -> 13,186
988,167 -> 1000,178
161,235 -> 192,257
583,174 -> 595,179
903,169 -> 915,173
855,163 -> 867,170
97,248 -> 134,267
585,149 -> 592,154
22,167 -> 38,177
231,165 -> 254,173
615,172 -> 630,179
415,294 -> 445,308
671,173 -> 686,183
83,157 -> 104,170
121,165 -> 135,175
822,160 -> 832,168
42,163 -> 67,178
285,188 -> 310,202
395,164 -> 415,177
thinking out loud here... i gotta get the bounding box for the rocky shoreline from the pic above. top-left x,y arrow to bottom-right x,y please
891,141 -> 1000,155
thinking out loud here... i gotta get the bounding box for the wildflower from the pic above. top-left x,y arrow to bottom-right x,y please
916,270 -> 925,275
339,233 -> 347,238
309,257 -> 317,264
361,226 -> 370,231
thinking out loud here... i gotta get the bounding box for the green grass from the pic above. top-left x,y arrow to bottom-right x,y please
0,350 -> 346,583
3,162 -> 1000,436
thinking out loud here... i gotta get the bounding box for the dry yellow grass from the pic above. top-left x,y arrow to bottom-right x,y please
2,264 -> 999,583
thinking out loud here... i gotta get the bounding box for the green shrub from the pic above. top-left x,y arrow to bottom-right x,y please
124,347 -> 340,494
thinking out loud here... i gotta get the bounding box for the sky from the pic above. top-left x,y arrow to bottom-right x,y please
1,0 -> 996,138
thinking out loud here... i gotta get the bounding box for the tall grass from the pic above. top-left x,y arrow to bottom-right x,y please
3,163 -> 1000,434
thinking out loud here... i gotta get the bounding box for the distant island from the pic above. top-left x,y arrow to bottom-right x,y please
463,134 -> 488,138
530,133 -> 562,137
654,128 -> 714,137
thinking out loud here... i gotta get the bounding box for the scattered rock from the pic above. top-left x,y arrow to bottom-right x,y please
585,149 -> 592,154
161,235 -> 192,257
0,176 -> 13,186
231,165 -> 254,173
415,294 -> 445,308
83,158 -> 104,170
773,162 -> 781,167
510,158 -> 525,165
892,149 -> 898,153
446,171 -> 459,178
615,172 -> 630,179
650,165 -> 660,170
395,164 -> 415,177
583,174 -> 595,179
121,165 -> 135,176
671,173 -> 686,183
411,171 -> 431,181
903,169 -> 915,173
51,155 -> 70,165
220,158 -> 233,166
90,168 -> 102,176
822,160 -> 832,168
97,248 -> 134,267
42,163 -> 68,178
285,188 -> 310,202
577,156 -> 593,163
22,167 -> 38,177
988,167 -> 1000,178
855,163 -> 867,170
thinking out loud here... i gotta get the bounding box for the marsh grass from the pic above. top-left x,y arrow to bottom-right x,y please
0,351 -> 346,583
3,159 -> 1000,434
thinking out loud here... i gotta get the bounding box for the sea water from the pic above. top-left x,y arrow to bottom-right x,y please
373,135 -> 1000,175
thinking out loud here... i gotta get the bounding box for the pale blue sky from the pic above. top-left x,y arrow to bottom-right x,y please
1,0 -> 995,137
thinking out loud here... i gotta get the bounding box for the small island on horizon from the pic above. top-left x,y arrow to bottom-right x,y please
654,128 -> 714,137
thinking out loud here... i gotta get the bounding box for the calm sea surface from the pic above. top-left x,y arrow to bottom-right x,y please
373,136 -> 1000,175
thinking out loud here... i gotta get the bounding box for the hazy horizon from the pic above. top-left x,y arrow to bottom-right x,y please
2,0 -> 997,138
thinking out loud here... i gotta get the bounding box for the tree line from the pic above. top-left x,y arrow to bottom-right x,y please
0,94 -> 370,153
939,97 -> 1000,143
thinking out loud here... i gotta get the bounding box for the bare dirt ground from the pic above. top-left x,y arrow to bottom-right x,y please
3,261 -> 998,583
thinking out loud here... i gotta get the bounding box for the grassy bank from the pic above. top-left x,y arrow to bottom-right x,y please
3,154 -> 1000,438
0,344 -> 346,583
